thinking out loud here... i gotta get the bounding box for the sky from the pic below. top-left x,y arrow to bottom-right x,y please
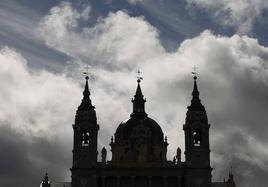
0,0 -> 268,187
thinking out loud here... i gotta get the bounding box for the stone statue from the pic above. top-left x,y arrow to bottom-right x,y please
101,147 -> 107,163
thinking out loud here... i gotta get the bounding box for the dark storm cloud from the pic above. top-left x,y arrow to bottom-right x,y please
0,124 -> 71,187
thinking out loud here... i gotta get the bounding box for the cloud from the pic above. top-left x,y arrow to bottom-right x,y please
0,47 -> 82,187
211,128 -> 268,187
0,0 -> 40,40
178,32 -> 268,186
0,0 -> 70,72
0,1 -> 265,187
37,1 -> 164,69
186,0 -> 268,34
0,47 -> 81,136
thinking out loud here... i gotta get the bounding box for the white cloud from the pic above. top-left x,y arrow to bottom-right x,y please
0,46 -> 85,185
0,47 -> 81,138
37,2 -> 163,69
186,0 -> 268,34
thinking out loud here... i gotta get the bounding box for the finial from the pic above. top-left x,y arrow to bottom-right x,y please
137,68 -> 143,83
227,166 -> 236,186
83,65 -> 91,80
45,172 -> 49,182
229,165 -> 233,176
42,171 -> 50,186
44,168 -> 48,181
192,65 -> 198,80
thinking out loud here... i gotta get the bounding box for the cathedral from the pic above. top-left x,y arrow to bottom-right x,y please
40,74 -> 237,187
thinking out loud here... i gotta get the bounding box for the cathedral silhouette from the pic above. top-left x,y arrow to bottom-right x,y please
40,74 -> 237,187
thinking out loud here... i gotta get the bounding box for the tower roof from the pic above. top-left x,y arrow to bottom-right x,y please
78,76 -> 95,111
188,76 -> 205,111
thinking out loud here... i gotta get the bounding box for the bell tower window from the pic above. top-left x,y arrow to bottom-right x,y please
81,129 -> 90,147
193,129 -> 202,147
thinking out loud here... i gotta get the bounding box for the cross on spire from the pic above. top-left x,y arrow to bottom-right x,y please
192,65 -> 198,79
83,65 -> 91,80
137,68 -> 143,83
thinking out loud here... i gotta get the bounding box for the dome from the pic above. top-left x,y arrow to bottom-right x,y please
114,78 -> 164,145
115,115 -> 164,144
110,79 -> 168,163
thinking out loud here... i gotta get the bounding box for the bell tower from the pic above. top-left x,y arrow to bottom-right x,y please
71,75 -> 99,187
183,75 -> 212,187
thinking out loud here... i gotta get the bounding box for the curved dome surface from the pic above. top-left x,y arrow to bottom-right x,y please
115,115 -> 164,144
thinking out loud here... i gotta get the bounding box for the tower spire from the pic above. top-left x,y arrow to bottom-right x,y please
188,75 -> 205,111
72,66 -> 99,186
131,69 -> 147,117
78,74 -> 94,111
184,69 -> 211,177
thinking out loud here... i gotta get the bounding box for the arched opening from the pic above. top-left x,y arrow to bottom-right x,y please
193,129 -> 202,147
81,129 -> 90,147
